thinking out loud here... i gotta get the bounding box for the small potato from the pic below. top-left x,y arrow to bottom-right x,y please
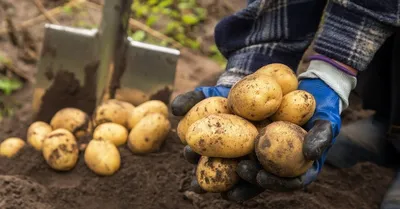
115,87 -> 149,106
0,137 -> 25,158
93,99 -> 135,128
128,113 -> 171,154
50,108 -> 92,139
84,139 -> 121,176
270,90 -> 316,126
127,100 -> 168,129
42,129 -> 79,171
228,74 -> 283,121
27,121 -> 52,151
196,156 -> 239,192
255,121 -> 313,177
255,63 -> 298,95
93,123 -> 128,146
186,114 -> 258,158
177,97 -> 230,145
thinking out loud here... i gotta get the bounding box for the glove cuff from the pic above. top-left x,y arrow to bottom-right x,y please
298,60 -> 357,112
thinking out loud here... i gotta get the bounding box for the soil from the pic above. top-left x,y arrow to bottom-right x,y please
0,0 -> 396,209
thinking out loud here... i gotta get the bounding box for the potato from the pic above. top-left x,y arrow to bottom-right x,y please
196,156 -> 239,192
0,137 -> 25,158
93,99 -> 135,128
186,113 -> 258,158
255,63 -> 298,95
50,108 -> 92,139
255,121 -> 313,177
128,113 -> 171,154
84,139 -> 121,176
115,87 -> 149,106
270,90 -> 316,126
177,97 -> 231,145
127,100 -> 168,129
27,121 -> 53,151
93,123 -> 128,146
228,74 -> 282,121
42,129 -> 79,171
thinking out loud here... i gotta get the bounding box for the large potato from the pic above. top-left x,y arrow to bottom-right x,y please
128,113 -> 171,154
255,63 -> 298,95
228,74 -> 282,121
255,121 -> 313,177
127,100 -> 168,129
93,123 -> 128,146
42,129 -> 79,171
177,97 -> 230,145
84,139 -> 121,176
196,156 -> 239,192
186,113 -> 258,158
270,90 -> 316,126
27,121 -> 52,151
93,99 -> 135,128
50,108 -> 92,139
0,137 -> 25,158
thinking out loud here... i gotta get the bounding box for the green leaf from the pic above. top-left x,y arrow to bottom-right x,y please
182,14 -> 200,25
62,5 -> 73,15
158,0 -> 173,8
178,2 -> 194,10
0,77 -> 22,95
194,7 -> 207,20
146,15 -> 159,26
131,30 -> 146,41
148,0 -> 159,6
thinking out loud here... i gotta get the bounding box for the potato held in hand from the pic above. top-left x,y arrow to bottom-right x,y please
50,108 -> 92,139
186,114 -> 258,158
255,121 -> 313,177
255,63 -> 298,95
127,100 -> 168,129
84,139 -> 121,176
42,129 -> 79,171
228,74 -> 282,121
93,99 -> 135,128
196,156 -> 239,193
128,113 -> 171,154
0,137 -> 25,158
177,97 -> 230,145
93,123 -> 128,146
27,121 -> 52,151
271,90 -> 316,126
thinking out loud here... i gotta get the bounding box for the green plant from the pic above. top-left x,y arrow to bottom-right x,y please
0,76 -> 23,95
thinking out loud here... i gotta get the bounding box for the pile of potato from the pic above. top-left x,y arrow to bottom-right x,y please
0,99 -> 171,176
177,63 -> 317,192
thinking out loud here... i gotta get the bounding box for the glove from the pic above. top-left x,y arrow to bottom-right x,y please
223,59 -> 357,202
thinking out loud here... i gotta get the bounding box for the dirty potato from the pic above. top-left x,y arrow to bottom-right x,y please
0,137 -> 25,158
115,87 -> 149,106
93,99 -> 135,128
127,113 -> 171,154
50,108 -> 92,139
255,121 -> 313,177
177,97 -> 231,145
42,129 -> 79,171
84,139 -> 121,176
93,122 -> 128,146
127,100 -> 168,129
27,121 -> 53,151
270,90 -> 316,126
255,63 -> 298,95
196,156 -> 239,192
228,74 -> 283,121
186,114 -> 258,158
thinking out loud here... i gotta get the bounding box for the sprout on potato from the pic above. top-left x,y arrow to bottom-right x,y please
84,139 -> 121,176
27,121 -> 52,151
127,100 -> 168,130
50,108 -> 92,140
93,122 -> 128,147
0,137 -> 25,158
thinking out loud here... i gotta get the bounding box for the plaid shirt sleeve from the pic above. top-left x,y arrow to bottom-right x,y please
214,0 -> 398,87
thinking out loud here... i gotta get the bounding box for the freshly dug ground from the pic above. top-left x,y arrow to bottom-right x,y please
0,0 -> 396,208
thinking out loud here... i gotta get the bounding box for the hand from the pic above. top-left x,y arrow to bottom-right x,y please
223,78 -> 342,202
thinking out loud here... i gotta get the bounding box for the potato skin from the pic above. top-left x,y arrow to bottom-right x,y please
255,121 -> 313,177
255,63 -> 298,95
177,97 -> 230,145
50,108 -> 92,139
27,121 -> 53,151
270,90 -> 316,126
128,113 -> 171,154
0,137 -> 25,158
228,74 -> 283,121
84,139 -> 121,176
42,129 -> 79,171
127,100 -> 168,129
196,156 -> 239,192
186,114 -> 258,158
93,99 -> 135,128
93,123 -> 128,146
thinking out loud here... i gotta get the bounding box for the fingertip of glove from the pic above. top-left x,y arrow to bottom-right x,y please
183,145 -> 201,164
237,160 -> 262,184
171,91 -> 205,116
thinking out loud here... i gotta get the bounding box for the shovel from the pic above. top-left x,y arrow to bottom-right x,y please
32,0 -> 180,122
